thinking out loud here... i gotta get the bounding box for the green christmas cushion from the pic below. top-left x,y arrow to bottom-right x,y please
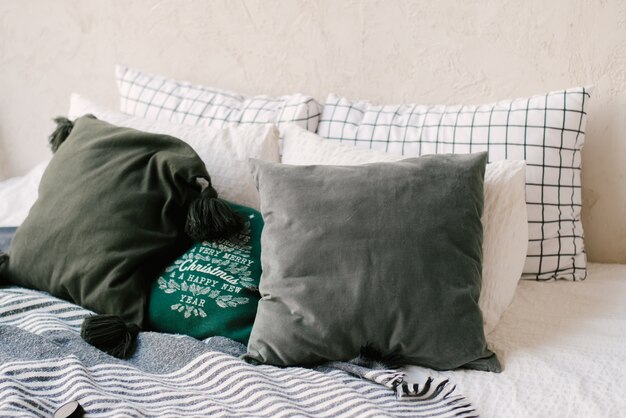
148,203 -> 263,344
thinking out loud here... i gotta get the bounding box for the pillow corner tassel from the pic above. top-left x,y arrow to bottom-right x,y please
49,114 -> 97,153
185,181 -> 245,242
80,314 -> 140,359
48,117 -> 74,153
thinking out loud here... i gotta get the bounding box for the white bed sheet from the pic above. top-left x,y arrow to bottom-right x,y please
405,262 -> 626,417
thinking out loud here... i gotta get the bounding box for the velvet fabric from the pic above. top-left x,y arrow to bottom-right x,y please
1,116 -> 211,327
245,153 -> 500,372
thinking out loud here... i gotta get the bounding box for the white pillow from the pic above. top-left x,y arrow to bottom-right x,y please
115,65 -> 322,133
0,160 -> 49,227
69,93 -> 280,209
281,124 -> 528,335
317,89 -> 590,281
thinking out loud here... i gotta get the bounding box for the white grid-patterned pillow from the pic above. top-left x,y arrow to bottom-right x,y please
115,65 -> 322,132
317,88 -> 591,281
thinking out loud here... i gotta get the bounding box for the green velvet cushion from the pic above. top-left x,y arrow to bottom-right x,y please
148,202 -> 263,344
246,153 -> 501,372
0,116 -> 212,327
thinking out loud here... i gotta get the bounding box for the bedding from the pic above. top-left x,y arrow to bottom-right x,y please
404,262 -> 626,417
1,259 -> 623,417
116,65 -> 322,132
1,163 -> 624,418
0,286 -> 476,417
318,89 -> 591,281
1,81 -> 619,417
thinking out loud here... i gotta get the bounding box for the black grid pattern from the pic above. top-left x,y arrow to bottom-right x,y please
317,88 -> 591,281
115,65 -> 322,132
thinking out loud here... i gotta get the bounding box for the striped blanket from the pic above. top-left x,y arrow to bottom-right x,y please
0,286 -> 476,417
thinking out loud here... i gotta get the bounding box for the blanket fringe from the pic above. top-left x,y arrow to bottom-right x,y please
80,314 -> 139,359
366,370 -> 458,401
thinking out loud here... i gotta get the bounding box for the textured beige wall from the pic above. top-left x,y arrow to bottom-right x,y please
0,0 -> 625,263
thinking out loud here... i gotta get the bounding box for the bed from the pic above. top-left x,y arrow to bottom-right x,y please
2,173 -> 625,418
1,67 -> 624,418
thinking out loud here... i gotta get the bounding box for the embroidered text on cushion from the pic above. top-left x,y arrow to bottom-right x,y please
149,202 -> 263,344
317,88 -> 591,280
116,65 -> 322,132
246,154 -> 500,371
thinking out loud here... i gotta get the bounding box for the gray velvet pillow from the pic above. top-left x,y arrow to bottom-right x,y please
246,153 -> 500,372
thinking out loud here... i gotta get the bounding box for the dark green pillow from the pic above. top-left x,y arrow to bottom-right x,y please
245,154 -> 501,372
0,115 -> 240,331
149,202 -> 263,344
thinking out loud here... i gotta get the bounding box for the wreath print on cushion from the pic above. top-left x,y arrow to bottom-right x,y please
148,202 -> 263,344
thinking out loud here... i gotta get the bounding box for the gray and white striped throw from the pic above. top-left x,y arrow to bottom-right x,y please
0,286 -> 476,417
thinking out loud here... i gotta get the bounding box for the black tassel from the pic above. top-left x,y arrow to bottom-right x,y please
48,117 -> 74,153
360,342 -> 385,360
80,314 -> 139,359
48,114 -> 97,153
185,184 -> 245,241
356,343 -> 403,369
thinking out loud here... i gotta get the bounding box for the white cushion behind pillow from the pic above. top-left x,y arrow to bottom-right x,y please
69,93 -> 280,209
0,160 -> 49,227
281,124 -> 527,335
